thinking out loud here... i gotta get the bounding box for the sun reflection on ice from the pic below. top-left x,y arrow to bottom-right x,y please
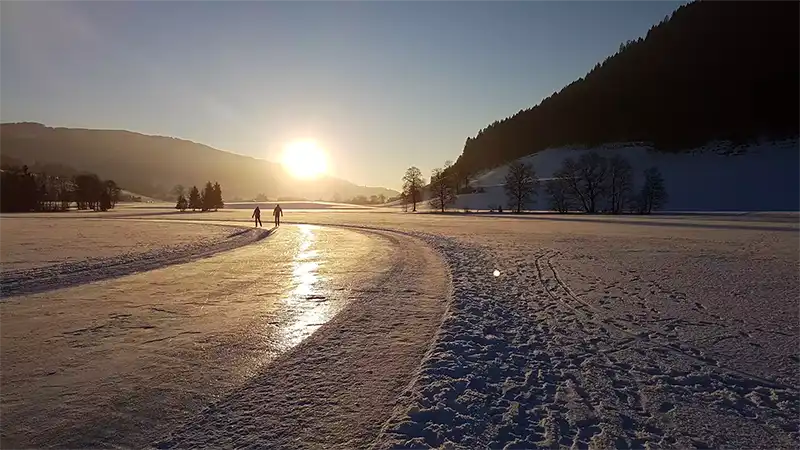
292,261 -> 319,298
277,224 -> 332,350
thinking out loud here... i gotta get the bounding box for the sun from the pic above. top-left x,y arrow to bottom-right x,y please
281,140 -> 329,179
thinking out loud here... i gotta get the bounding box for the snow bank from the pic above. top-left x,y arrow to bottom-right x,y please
0,221 -> 269,297
455,138 -> 799,212
0,218 -> 245,271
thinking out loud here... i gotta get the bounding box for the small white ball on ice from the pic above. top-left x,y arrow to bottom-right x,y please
493,269 -> 500,277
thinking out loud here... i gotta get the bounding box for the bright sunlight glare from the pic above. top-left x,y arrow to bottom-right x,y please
281,140 -> 329,180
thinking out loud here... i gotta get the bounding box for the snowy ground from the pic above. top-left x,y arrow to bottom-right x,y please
452,138 -> 800,212
285,212 -> 799,449
1,209 -> 797,449
0,217 -> 243,271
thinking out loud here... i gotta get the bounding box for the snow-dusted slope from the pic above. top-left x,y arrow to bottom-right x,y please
456,138 -> 799,212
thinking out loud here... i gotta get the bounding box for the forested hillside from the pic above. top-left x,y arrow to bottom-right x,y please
455,1 -> 799,177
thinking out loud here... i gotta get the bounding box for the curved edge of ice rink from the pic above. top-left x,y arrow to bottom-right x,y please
1,223 -> 452,449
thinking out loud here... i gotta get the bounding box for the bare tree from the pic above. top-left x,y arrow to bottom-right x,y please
545,175 -> 572,213
402,166 -> 424,212
637,167 -> 668,214
559,152 -> 608,213
503,160 -> 537,213
607,155 -> 634,214
429,164 -> 456,212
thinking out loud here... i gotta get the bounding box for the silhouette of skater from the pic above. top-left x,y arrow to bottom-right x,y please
252,206 -> 262,227
273,204 -> 283,227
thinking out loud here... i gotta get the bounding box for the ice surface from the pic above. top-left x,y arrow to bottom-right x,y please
1,223 -> 404,448
153,226 -> 449,449
1,209 -> 798,448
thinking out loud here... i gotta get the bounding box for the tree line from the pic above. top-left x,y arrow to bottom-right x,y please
174,182 -> 224,212
506,153 -> 667,214
400,152 -> 667,215
401,162 -> 458,213
343,194 -> 387,206
452,1 -> 798,180
0,164 -> 121,213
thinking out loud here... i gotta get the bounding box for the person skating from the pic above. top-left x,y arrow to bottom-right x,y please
273,204 -> 283,227
252,206 -> 262,227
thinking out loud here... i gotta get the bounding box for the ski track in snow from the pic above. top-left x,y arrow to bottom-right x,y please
369,232 -> 799,450
0,226 -> 271,298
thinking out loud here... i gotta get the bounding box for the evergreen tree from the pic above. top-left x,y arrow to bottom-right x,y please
176,194 -> 188,212
202,182 -> 213,211
212,182 -> 223,210
188,186 -> 201,211
201,181 -> 214,212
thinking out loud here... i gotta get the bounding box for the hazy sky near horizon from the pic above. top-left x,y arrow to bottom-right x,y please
1,1 -> 682,190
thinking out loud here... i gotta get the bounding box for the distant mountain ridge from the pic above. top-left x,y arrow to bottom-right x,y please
0,122 -> 398,201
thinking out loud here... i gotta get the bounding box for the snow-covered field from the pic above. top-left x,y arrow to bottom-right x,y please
451,138 -> 799,212
224,201 -> 376,210
1,209 -> 797,449
0,218 -> 273,297
0,217 -> 247,271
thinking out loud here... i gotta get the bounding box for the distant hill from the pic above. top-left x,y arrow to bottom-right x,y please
0,123 -> 398,201
455,1 -> 799,177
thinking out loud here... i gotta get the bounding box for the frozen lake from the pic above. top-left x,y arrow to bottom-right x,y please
1,209 -> 797,448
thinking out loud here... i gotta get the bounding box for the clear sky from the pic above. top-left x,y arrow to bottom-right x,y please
1,1 -> 683,190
